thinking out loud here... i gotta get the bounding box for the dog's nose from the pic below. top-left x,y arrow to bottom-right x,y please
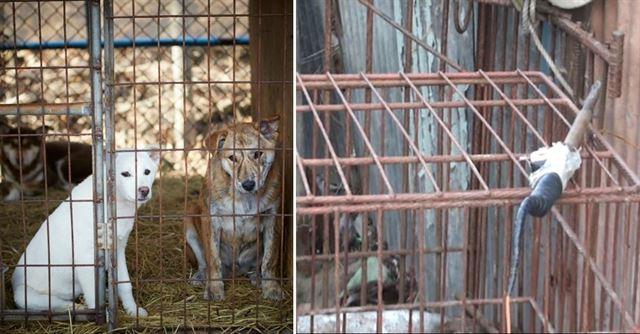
138,186 -> 150,197
241,180 -> 256,192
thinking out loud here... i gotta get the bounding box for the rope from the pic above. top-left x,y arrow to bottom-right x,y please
454,0 -> 473,34
513,0 -> 575,99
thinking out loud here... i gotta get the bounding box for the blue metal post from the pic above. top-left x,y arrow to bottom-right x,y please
0,36 -> 249,50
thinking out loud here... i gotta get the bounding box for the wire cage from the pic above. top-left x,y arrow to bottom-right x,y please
0,0 -> 104,327
0,0 -> 252,175
296,1 -> 640,333
1,0 -> 292,332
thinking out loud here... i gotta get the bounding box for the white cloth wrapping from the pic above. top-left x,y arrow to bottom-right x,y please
528,142 -> 581,190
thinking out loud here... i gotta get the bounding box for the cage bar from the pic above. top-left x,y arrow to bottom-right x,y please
296,70 -> 640,332
1,0 -> 291,331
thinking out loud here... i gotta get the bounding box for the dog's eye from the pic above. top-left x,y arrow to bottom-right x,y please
121,171 -> 131,177
254,151 -> 263,159
144,169 -> 150,175
228,155 -> 237,162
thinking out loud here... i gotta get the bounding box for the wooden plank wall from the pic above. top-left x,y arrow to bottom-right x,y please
335,0 -> 475,311
591,0 -> 640,173
249,0 -> 293,277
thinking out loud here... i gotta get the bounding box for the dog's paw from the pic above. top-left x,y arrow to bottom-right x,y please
69,303 -> 87,311
261,281 -> 283,301
203,282 -> 225,301
136,307 -> 148,317
248,272 -> 258,287
190,269 -> 206,286
125,306 -> 148,317
2,187 -> 20,202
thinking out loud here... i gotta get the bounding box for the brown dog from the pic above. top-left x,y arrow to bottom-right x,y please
0,120 -> 92,201
185,116 -> 283,301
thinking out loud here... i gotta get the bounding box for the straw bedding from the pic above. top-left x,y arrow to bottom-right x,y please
0,176 -> 293,333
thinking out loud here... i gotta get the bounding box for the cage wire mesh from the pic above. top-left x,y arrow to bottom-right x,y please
1,0 -> 292,332
0,1 -> 91,134
0,0 -> 252,176
109,0 -> 252,172
296,0 -> 640,333
0,0 -> 105,328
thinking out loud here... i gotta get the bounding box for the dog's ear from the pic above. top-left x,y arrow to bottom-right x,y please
259,115 -> 279,140
203,130 -> 227,152
145,145 -> 161,166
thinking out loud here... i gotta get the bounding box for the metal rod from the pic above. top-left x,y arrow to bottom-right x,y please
361,72 -> 442,192
1,310 -> 98,322
296,98 -> 569,113
0,36 -> 249,50
297,187 -> 639,211
0,104 -> 90,116
551,208 -> 637,328
103,0 -> 118,329
478,70 -> 548,146
326,72 -> 398,195
399,71 -> 489,191
297,71 -> 548,88
88,0 -> 106,326
439,72 -> 529,178
300,150 -> 612,167
297,73 -> 353,196
297,247 -> 466,263
299,296 -> 533,317
296,150 -> 312,196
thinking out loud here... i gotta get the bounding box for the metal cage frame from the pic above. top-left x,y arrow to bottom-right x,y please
296,70 -> 640,332
1,0 -> 292,332
295,0 -> 639,332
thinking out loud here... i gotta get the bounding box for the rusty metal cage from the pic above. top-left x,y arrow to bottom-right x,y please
296,1 -> 640,333
1,0 -> 292,332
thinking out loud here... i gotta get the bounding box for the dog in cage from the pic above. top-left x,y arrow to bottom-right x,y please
12,148 -> 159,316
297,211 -> 416,310
297,166 -> 421,309
184,116 -> 283,301
296,165 -> 363,257
0,118 -> 92,201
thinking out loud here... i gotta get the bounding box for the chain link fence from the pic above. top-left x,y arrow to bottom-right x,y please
0,0 -> 251,175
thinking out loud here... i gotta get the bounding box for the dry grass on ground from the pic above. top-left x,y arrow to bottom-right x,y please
0,176 -> 293,333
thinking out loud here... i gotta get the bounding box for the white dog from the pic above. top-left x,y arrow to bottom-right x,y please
12,149 -> 159,317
